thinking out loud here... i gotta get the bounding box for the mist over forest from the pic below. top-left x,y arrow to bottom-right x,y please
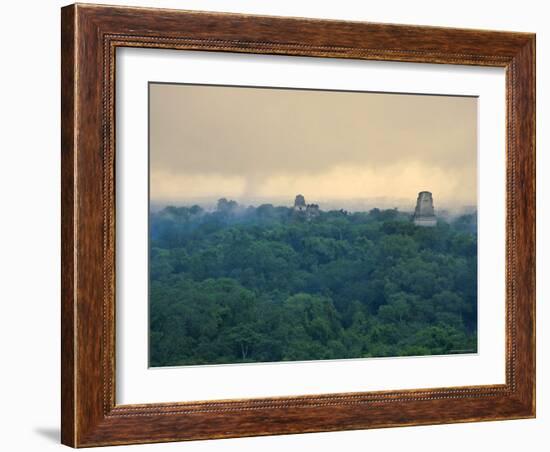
150,197 -> 476,218
149,198 -> 478,367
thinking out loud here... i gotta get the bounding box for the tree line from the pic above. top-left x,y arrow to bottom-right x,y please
149,199 -> 477,366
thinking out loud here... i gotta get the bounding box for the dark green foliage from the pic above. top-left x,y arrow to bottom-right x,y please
149,202 -> 478,366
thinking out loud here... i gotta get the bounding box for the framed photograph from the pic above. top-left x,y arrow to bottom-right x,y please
61,3 -> 535,447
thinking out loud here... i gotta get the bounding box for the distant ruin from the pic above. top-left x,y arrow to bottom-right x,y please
293,194 -> 320,220
291,192 -> 437,225
413,191 -> 437,227
294,194 -> 306,212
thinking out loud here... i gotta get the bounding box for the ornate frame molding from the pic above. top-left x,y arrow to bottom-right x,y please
62,4 -> 535,447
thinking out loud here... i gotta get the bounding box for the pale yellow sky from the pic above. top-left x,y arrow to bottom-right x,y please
149,83 -> 477,210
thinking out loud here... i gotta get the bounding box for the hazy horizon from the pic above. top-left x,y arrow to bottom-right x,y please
150,83 -> 477,209
150,195 -> 477,216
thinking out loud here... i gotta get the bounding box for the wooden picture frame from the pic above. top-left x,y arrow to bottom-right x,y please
61,3 -> 535,447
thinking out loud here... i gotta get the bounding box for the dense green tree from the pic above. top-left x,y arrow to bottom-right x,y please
149,201 -> 478,366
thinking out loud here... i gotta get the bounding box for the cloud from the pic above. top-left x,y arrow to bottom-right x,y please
150,83 -> 477,206
151,162 -> 474,208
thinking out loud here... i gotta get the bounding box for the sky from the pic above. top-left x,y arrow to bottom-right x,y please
149,83 -> 477,211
